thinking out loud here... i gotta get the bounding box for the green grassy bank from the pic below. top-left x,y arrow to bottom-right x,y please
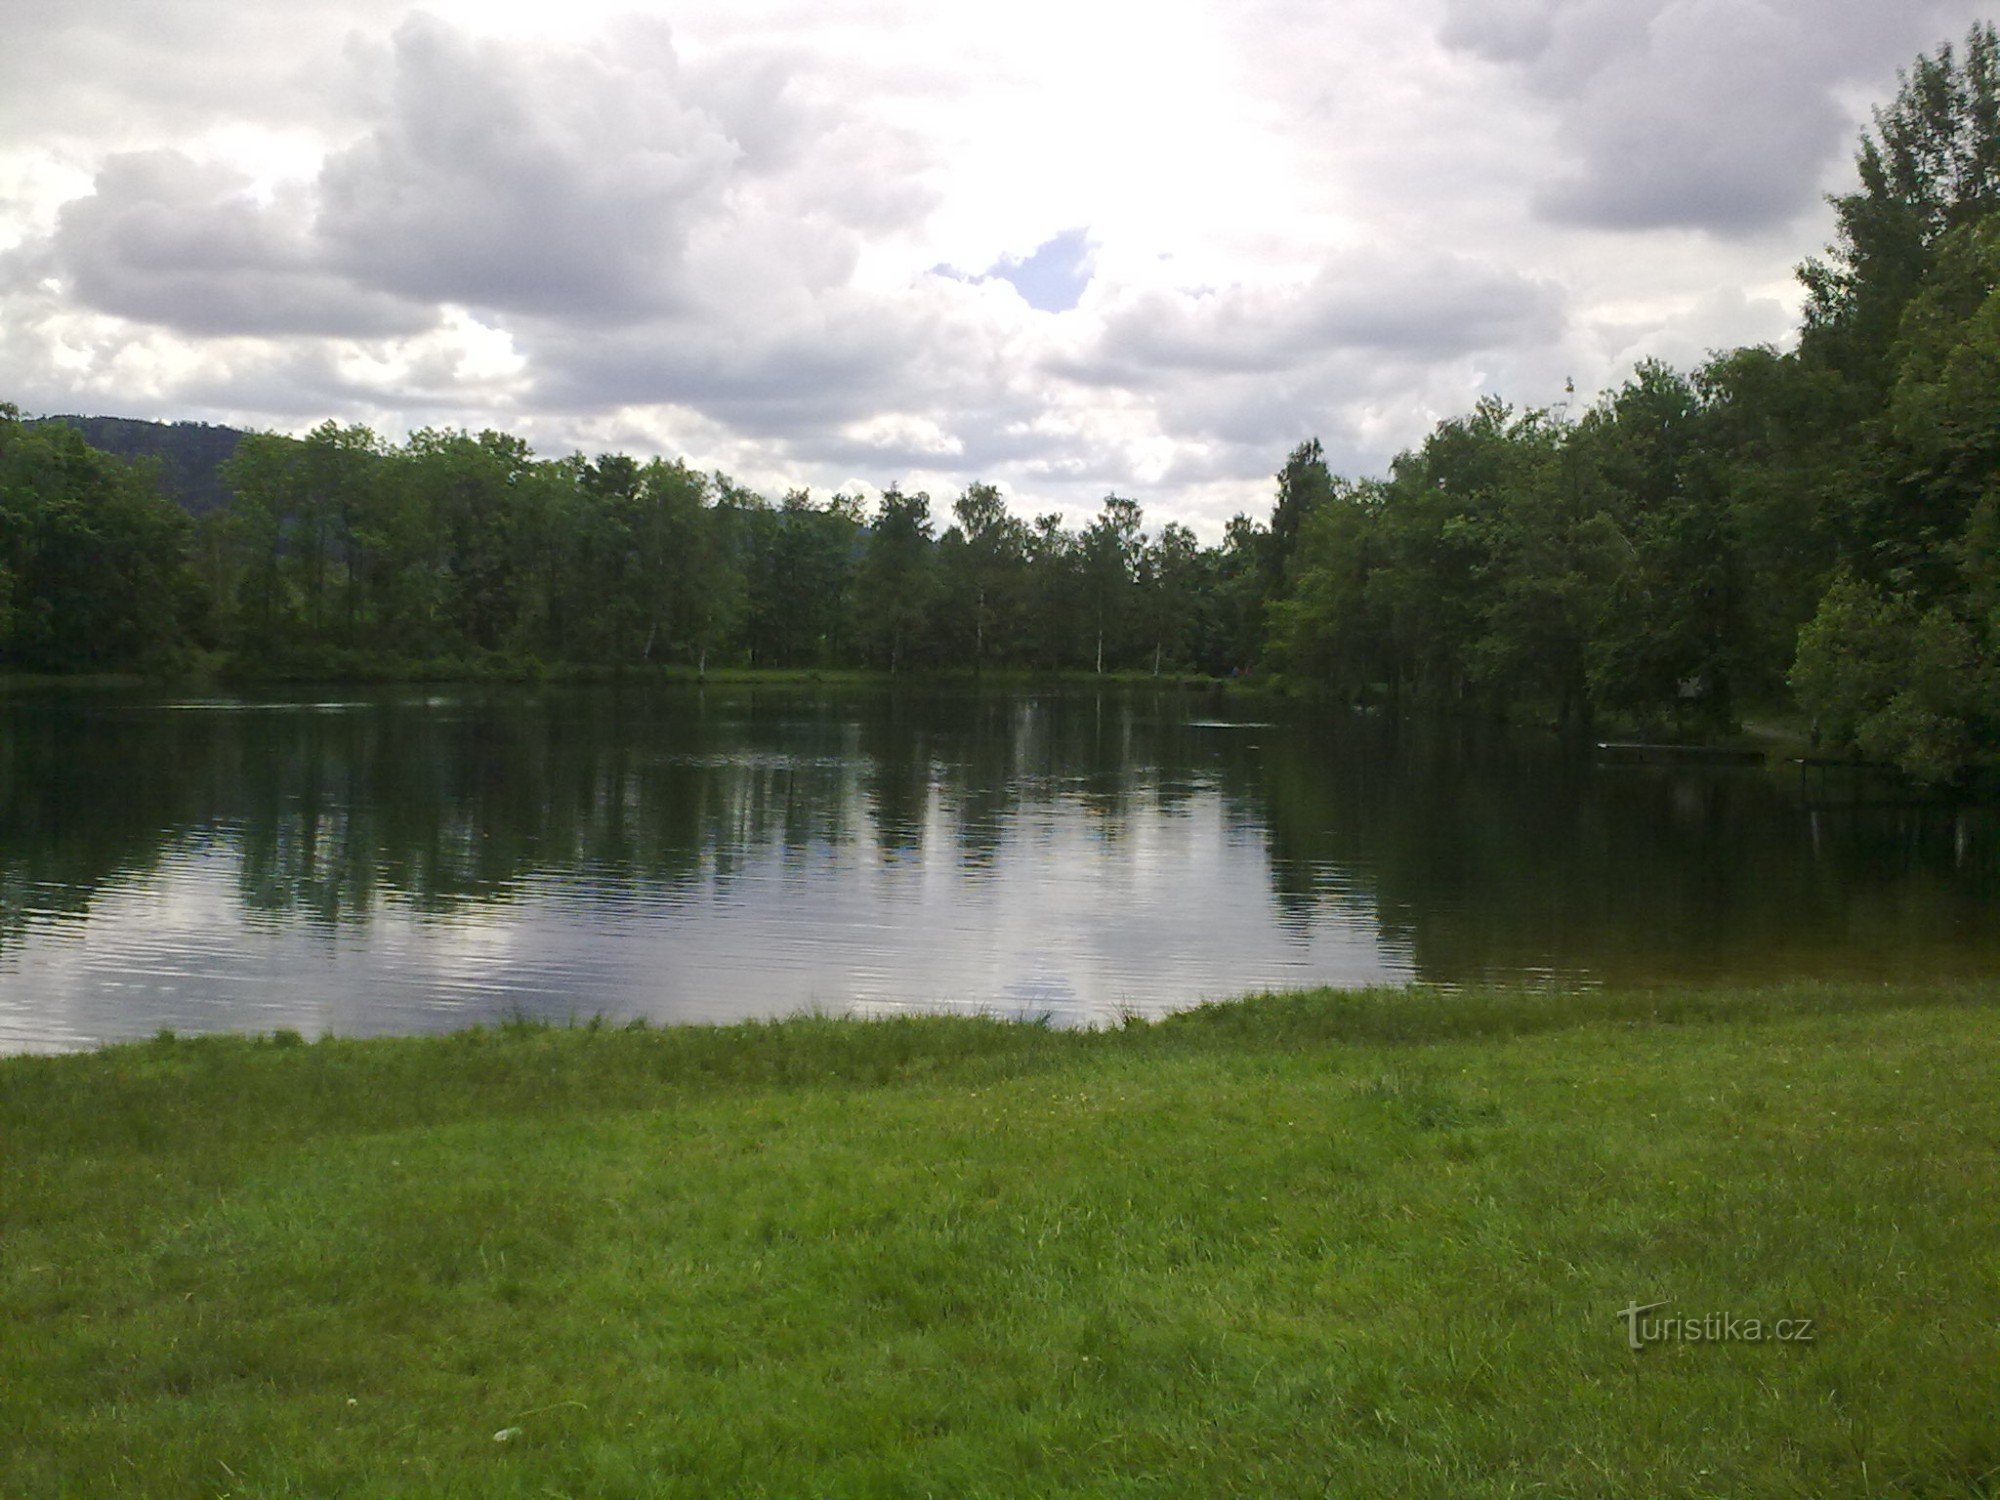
0,661 -> 1247,693
4,983 -> 1997,1498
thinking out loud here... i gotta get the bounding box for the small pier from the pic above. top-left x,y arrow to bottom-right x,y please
1594,742 -> 1767,767
1789,755 -> 1927,807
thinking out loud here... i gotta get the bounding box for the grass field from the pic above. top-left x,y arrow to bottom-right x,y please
3,982 -> 1997,1497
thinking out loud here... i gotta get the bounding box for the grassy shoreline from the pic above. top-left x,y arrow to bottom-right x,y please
0,662 -> 1250,694
5,982 -> 1998,1497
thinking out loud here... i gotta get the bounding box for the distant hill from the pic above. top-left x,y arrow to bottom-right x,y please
28,414 -> 248,516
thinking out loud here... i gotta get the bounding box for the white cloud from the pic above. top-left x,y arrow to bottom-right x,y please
1439,0 -> 1995,234
1072,252 -> 1565,379
47,150 -> 431,337
316,16 -> 740,318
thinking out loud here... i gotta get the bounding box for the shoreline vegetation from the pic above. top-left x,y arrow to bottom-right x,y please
4,981 -> 1997,1496
0,659 -> 1244,691
7,28 -> 2000,781
0,665 -> 1839,774
0,662 -> 1842,774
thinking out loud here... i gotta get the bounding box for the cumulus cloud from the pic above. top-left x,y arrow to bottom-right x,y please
46,150 -> 430,337
317,16 -> 741,318
1439,0 -> 1997,235
1590,285 -> 1795,375
1064,252 -> 1565,383
527,300 -> 916,433
7,12 -> 943,420
0,0 -> 403,137
14,11 -> 936,342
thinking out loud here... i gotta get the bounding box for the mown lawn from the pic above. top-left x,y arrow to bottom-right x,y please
3,982 -> 1996,1498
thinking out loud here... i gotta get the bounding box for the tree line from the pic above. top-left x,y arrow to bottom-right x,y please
2,25 -> 1997,778
0,413 -> 1269,683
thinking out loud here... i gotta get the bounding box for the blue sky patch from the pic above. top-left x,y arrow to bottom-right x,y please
934,228 -> 1093,313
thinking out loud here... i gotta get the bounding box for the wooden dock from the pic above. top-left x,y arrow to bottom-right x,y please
1594,742 -> 1767,767
1789,755 -> 1926,806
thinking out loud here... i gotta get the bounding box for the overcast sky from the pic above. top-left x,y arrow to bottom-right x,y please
1,0 -> 1990,535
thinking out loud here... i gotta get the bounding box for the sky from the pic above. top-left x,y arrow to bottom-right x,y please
1,0 -> 1992,536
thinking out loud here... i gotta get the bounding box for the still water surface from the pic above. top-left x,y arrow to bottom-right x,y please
2,684 -> 1995,1052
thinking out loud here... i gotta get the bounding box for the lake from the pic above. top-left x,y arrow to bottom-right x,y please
2,682 -> 1995,1053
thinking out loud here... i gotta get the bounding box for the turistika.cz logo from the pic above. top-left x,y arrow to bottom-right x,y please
1617,1300 -> 1817,1351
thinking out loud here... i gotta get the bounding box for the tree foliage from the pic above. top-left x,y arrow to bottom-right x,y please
0,406 -> 204,672
1802,22 -> 2000,389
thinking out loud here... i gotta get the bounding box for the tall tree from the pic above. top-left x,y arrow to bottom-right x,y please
0,407 -> 201,672
1267,438 -> 1336,592
856,486 -> 936,672
944,481 -> 1028,669
1080,494 -> 1144,674
1141,520 -> 1203,675
1801,22 -> 2000,391
1267,483 -> 1387,698
1024,513 -> 1082,669
1581,362 -> 1744,730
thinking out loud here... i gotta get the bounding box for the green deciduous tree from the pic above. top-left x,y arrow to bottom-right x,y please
856,485 -> 936,672
1802,22 -> 2000,391
1080,494 -> 1144,673
0,408 -> 201,672
1793,571 -> 1995,782
942,481 -> 1028,669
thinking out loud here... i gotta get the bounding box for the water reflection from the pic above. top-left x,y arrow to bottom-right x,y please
0,684 -> 1994,1052
1252,714 -> 1999,984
